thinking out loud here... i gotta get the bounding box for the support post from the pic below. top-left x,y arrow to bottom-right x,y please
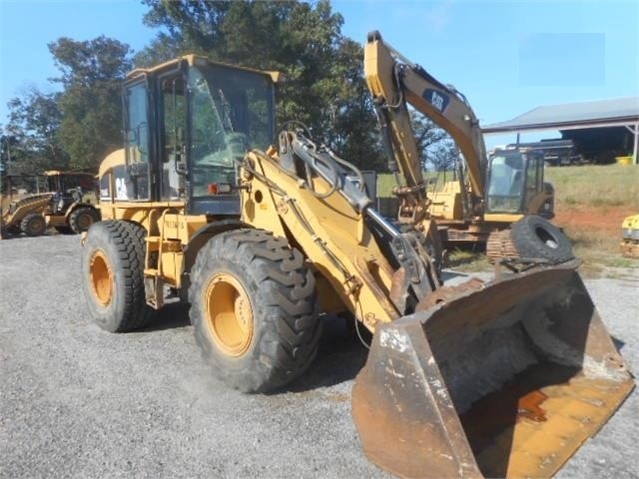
634,122 -> 638,165
625,123 -> 638,165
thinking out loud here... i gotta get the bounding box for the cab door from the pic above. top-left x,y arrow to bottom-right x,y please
524,154 -> 544,212
120,79 -> 152,201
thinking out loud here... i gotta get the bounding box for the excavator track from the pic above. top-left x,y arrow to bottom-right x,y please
486,229 -> 519,262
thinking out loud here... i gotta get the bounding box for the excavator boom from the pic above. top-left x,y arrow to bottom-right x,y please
364,31 -> 487,206
364,31 -> 557,252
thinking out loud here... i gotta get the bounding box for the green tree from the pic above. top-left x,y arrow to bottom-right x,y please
411,113 -> 459,171
139,0 -> 387,170
49,36 -> 133,170
3,89 -> 69,175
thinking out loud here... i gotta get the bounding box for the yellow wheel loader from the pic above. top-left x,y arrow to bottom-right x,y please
43,170 -> 101,234
363,32 -> 558,259
0,171 -> 100,238
81,52 -> 633,478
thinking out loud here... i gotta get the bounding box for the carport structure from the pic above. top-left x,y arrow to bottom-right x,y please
482,96 -> 639,164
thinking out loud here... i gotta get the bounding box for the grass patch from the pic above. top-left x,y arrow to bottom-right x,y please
554,217 -> 637,276
377,164 -> 639,209
446,249 -> 491,272
546,164 -> 639,210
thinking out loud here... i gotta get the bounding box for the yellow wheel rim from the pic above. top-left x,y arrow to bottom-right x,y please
204,273 -> 254,357
90,250 -> 113,306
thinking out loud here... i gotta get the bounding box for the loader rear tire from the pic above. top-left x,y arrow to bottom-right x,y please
69,206 -> 99,234
189,228 -> 320,393
21,213 -> 46,237
81,220 -> 155,332
511,215 -> 573,263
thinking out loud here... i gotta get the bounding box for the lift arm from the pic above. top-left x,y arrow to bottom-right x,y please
364,31 -> 488,212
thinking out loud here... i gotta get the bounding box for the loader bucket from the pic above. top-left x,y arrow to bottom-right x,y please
352,260 -> 634,478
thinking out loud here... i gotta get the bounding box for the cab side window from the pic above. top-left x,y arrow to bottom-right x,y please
123,82 -> 150,200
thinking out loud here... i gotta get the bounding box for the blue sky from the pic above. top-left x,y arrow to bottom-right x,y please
1,0 -> 637,148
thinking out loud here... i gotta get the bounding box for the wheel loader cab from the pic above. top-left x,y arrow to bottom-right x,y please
45,172 -> 96,212
485,150 -> 546,215
121,56 -> 276,216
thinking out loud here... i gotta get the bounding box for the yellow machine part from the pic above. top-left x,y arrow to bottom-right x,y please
621,214 -> 639,258
0,193 -> 53,237
428,181 -> 463,221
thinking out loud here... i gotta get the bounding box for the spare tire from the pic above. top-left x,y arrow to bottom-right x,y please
511,215 -> 574,263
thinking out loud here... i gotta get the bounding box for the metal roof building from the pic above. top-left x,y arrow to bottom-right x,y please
482,96 -> 639,164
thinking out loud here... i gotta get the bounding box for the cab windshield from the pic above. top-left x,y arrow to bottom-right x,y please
486,153 -> 525,213
188,64 -> 274,196
47,174 -> 94,194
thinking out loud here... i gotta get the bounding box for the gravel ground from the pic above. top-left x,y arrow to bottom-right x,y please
1,234 -> 637,479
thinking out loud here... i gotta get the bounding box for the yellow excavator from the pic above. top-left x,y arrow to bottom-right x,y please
81,47 -> 633,478
364,33 -> 559,259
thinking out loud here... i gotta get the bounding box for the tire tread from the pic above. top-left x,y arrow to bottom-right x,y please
189,228 -> 321,393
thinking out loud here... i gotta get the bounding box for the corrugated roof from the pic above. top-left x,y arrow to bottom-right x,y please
482,96 -> 639,133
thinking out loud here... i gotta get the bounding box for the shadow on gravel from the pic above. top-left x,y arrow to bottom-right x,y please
441,269 -> 469,281
0,234 -> 25,241
612,336 -> 626,353
137,299 -> 368,392
139,302 -> 191,332
287,315 -> 370,393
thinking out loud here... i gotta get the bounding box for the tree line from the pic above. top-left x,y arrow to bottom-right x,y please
1,0 -> 457,178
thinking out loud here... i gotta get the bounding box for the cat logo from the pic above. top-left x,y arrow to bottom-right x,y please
423,88 -> 450,113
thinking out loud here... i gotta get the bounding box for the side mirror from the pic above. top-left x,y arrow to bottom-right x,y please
175,160 -> 187,175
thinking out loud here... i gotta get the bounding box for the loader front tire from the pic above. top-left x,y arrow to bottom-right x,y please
81,220 -> 154,332
189,228 -> 320,393
69,206 -> 99,234
511,215 -> 573,263
21,213 -> 46,237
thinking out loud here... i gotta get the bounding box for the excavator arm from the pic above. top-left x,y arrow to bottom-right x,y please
364,31 -> 488,217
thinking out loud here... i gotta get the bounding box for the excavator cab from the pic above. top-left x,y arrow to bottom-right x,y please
486,149 -> 554,218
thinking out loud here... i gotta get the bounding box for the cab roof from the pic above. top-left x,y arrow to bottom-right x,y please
126,54 -> 283,84
43,170 -> 95,177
